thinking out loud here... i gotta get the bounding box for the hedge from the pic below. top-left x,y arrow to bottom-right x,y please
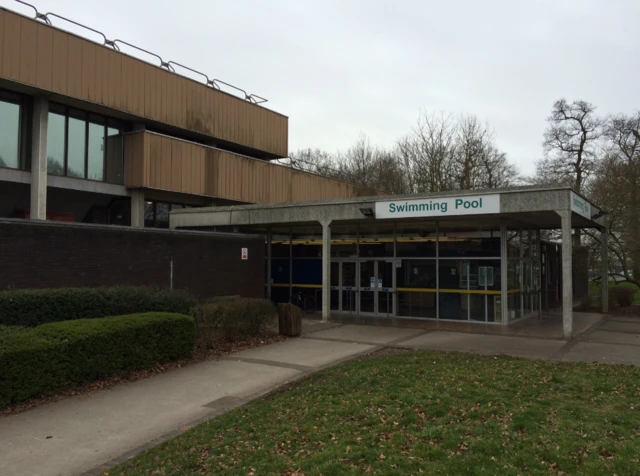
610,286 -> 637,307
192,297 -> 275,344
0,312 -> 195,408
0,286 -> 197,327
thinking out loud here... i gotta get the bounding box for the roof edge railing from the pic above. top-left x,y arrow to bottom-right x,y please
13,0 -> 269,104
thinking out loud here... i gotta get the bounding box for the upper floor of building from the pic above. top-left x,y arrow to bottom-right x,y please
0,5 -> 287,160
0,4 -> 381,220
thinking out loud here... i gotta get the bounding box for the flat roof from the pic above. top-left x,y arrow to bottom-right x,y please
170,186 -> 607,231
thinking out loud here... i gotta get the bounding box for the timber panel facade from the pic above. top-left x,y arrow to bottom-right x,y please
0,8 -> 288,158
124,132 -> 379,203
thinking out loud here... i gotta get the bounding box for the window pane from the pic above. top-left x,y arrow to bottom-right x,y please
46,112 -> 66,176
0,100 -> 20,169
67,117 -> 86,178
144,201 -> 155,227
88,121 -> 105,180
156,203 -> 169,228
105,127 -> 123,184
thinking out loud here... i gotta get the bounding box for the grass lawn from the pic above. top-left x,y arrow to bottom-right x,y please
107,351 -> 640,476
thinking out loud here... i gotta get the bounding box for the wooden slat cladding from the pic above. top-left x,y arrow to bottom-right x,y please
124,132 -> 380,203
0,9 -> 288,157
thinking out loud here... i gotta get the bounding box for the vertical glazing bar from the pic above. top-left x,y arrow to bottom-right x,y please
393,222 -> 397,316
436,222 -> 440,320
520,226 -> 524,319
266,227 -> 272,300
289,227 -> 293,303
467,261 -> 471,321
484,268 -> 488,322
356,225 -> 360,315
339,261 -> 343,313
601,226 -> 609,313
500,220 -> 508,324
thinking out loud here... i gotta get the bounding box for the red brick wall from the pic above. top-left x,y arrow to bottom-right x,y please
0,219 -> 265,300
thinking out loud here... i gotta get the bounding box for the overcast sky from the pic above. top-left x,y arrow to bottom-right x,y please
6,0 -> 639,175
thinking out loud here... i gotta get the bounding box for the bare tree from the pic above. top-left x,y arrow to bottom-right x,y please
587,155 -> 639,286
288,110 -> 518,196
288,148 -> 340,178
540,99 -> 603,244
401,111 -> 458,193
477,144 -> 519,188
338,135 -> 409,194
593,111 -> 640,280
541,99 -> 602,190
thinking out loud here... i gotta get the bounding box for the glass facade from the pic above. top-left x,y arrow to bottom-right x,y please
47,112 -> 66,175
506,227 -> 542,321
67,116 -> 86,178
46,104 -> 124,183
265,221 -> 531,324
144,201 -> 192,228
0,91 -> 27,170
0,100 -> 20,169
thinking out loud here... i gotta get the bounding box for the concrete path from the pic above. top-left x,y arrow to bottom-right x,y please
1,317 -> 639,476
561,316 -> 640,366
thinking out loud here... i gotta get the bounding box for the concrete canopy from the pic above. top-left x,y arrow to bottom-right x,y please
170,186 -> 606,230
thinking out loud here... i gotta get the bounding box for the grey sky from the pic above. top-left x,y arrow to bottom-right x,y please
7,0 -> 639,175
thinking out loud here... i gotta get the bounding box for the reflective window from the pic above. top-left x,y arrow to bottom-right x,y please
144,201 -> 155,228
45,103 -> 124,183
46,112 -> 66,176
156,203 -> 169,228
0,99 -> 20,169
143,201 -> 193,228
359,224 -> 394,258
67,116 -> 86,178
88,120 -> 105,181
105,126 -> 123,184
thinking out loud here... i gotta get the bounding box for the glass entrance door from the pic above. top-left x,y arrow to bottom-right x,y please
359,260 -> 395,316
341,261 -> 357,313
360,261 -> 376,313
331,260 -> 358,313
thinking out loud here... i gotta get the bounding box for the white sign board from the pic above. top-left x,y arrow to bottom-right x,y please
570,192 -> 591,219
375,194 -> 500,219
241,248 -> 248,260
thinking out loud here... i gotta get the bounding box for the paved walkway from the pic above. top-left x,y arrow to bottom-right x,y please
1,316 -> 638,476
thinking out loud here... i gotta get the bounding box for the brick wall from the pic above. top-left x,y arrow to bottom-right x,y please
0,219 -> 265,299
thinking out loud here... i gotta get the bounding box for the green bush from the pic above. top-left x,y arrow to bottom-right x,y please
0,286 -> 197,327
0,325 -> 25,342
192,297 -> 275,344
0,312 -> 195,408
610,286 -> 637,307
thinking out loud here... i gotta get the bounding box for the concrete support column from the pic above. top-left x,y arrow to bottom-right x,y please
30,96 -> 49,220
321,220 -> 332,322
601,227 -> 609,314
558,210 -> 573,339
266,228 -> 272,300
130,190 -> 145,227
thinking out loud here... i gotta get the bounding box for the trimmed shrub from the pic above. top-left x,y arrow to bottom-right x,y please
0,286 -> 197,327
610,286 -> 636,307
192,297 -> 275,344
0,312 -> 195,408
